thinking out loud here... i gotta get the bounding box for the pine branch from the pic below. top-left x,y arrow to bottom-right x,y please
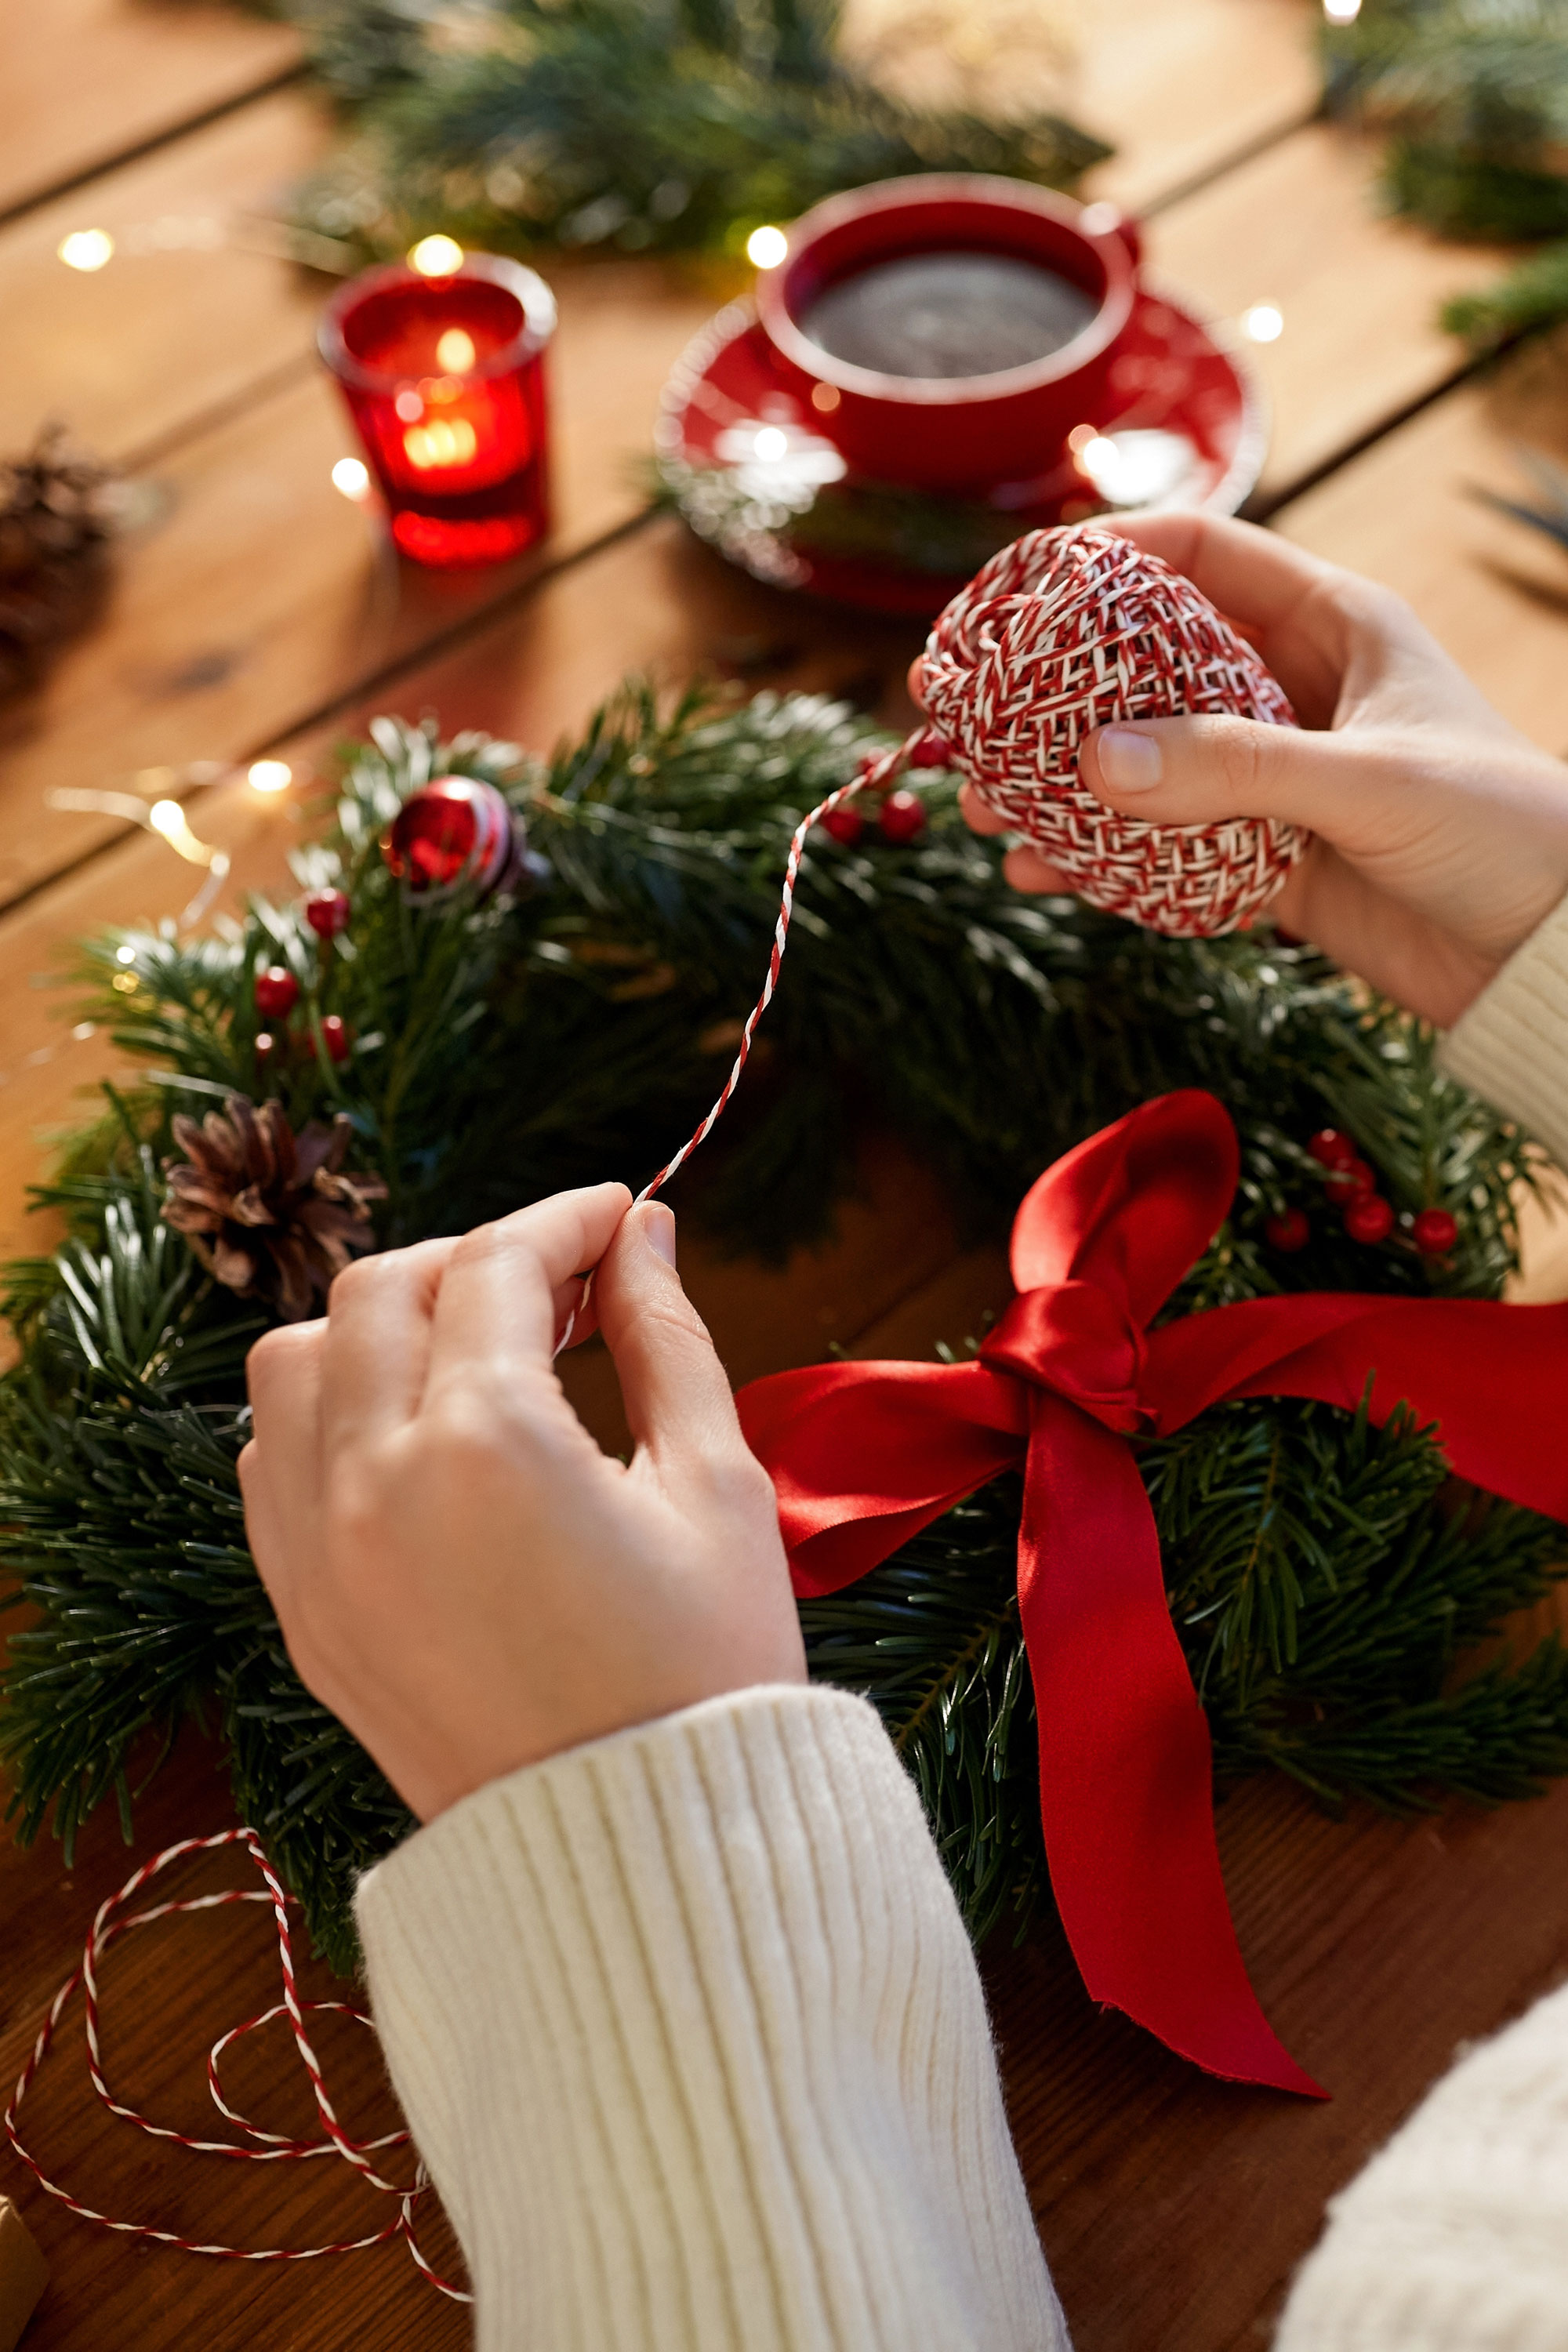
267,0 -> 1109,266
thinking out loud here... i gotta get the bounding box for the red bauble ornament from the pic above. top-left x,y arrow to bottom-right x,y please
304,888 -> 351,939
1325,1157 -> 1377,1200
821,806 -> 864,847
879,790 -> 927,844
255,965 -> 299,1019
1344,1194 -> 1395,1245
1265,1207 -> 1310,1253
321,1014 -> 350,1065
906,730 -> 956,769
383,775 -> 517,902
1308,1128 -> 1356,1172
1412,1207 -> 1459,1256
920,526 -> 1305,938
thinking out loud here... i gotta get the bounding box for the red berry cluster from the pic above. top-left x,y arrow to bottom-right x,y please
252,906 -> 353,1075
820,735 -> 956,850
1263,1127 -> 1460,1258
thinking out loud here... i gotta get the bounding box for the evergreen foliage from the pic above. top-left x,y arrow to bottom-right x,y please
253,0 -> 1107,269
1322,0 -> 1568,345
2,690 -> 1563,1969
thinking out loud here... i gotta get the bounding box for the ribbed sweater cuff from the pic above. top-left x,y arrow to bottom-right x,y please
1276,1976 -> 1568,2350
1439,889 -> 1568,1164
354,1682 -> 1065,2352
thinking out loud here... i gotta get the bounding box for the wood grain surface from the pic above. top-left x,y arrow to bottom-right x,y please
5,2 -> 1568,2347
0,0 -> 300,220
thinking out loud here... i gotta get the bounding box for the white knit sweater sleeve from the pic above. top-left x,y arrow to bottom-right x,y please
354,1682 -> 1068,2352
1438,887 -> 1568,1167
1276,897 -> 1568,2350
1275,1980 -> 1568,2351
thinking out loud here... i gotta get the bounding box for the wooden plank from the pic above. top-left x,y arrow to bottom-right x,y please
839,0 -> 1319,217
0,88 -> 332,465
0,265 -> 720,909
1071,0 -> 1320,216
1273,374 -> 1568,755
1148,123 -> 1513,506
0,0 -> 301,221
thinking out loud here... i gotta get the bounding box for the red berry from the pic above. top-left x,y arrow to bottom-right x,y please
1265,1207 -> 1310,1253
1344,1194 -> 1396,1245
305,888 -> 351,938
878,790 -> 927,844
255,964 -> 299,1019
1308,1127 -> 1356,1172
1412,1207 -> 1459,1256
1325,1157 -> 1377,1200
321,1014 -> 350,1064
906,730 -> 956,769
821,805 -> 864,847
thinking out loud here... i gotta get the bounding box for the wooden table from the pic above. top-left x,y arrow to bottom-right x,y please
3,5 -> 1567,2345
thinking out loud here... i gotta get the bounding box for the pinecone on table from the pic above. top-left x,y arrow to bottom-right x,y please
162,1094 -> 387,1321
0,428 -> 118,699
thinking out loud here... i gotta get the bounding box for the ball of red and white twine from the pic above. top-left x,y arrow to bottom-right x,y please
915,524 -> 1305,938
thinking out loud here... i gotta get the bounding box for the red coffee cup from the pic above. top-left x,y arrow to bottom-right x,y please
753,175 -> 1138,494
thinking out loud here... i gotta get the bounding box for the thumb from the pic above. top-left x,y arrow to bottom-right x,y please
1080,714 -> 1405,848
593,1202 -> 750,1479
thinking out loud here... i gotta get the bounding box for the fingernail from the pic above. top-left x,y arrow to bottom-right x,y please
1098,728 -> 1163,792
643,1203 -> 677,1267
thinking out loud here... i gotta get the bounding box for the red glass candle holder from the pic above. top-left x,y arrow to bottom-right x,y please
320,252 -> 556,568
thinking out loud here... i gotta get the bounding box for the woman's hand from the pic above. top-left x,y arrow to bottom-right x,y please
942,512 -> 1568,1028
239,1189 -> 804,1824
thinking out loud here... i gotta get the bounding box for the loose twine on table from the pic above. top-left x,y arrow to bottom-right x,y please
7,522 -> 1291,2292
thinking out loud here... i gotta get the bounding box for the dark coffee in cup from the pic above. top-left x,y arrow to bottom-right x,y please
799,251 -> 1098,381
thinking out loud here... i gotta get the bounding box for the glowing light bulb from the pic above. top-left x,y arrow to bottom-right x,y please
248,760 -> 292,794
147,799 -> 185,837
1243,303 -> 1283,343
435,327 -> 477,372
753,426 -> 789,462
59,229 -> 114,271
115,942 -> 136,965
332,457 -> 372,499
1323,0 -> 1361,21
746,225 -> 788,269
408,234 -> 463,277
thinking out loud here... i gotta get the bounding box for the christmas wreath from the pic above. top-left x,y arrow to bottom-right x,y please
4,684 -> 1566,1975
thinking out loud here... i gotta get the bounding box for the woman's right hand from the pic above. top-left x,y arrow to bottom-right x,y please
945,514 -> 1568,1029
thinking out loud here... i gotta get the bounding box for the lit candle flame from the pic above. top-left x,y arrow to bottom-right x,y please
404,417 -> 479,470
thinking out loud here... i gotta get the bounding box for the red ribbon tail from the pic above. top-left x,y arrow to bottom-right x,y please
1020,1398 -> 1325,2098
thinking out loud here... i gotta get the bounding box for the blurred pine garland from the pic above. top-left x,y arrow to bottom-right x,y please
3,688 -> 1566,1970
249,0 -> 1108,268
1322,0 -> 1568,347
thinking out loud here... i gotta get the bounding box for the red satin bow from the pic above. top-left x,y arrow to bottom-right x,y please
738,1091 -> 1568,2096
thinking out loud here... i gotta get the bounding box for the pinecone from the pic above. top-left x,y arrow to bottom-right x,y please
162,1094 -> 387,1322
0,428 -> 118,700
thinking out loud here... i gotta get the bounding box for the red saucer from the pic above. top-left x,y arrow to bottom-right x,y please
655,281 -> 1267,615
